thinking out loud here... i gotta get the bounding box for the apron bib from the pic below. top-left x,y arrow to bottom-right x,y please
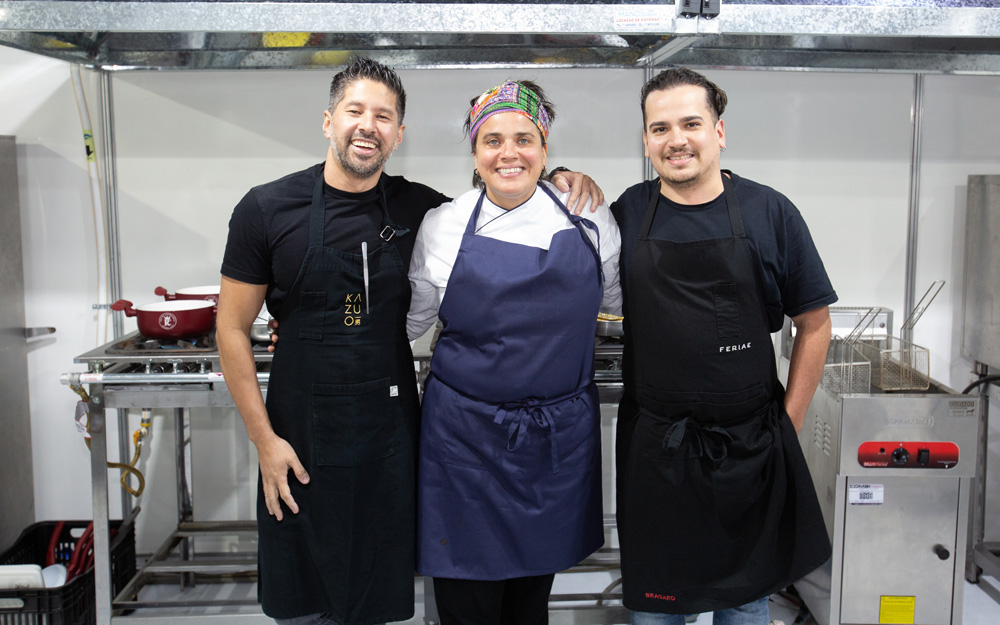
259,169 -> 420,624
616,173 -> 830,614
417,184 -> 605,580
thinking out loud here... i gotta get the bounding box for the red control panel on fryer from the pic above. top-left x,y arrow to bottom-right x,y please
858,441 -> 959,469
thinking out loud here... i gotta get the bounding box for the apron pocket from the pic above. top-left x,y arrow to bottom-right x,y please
439,397 -> 554,478
548,394 -> 601,473
312,377 -> 396,467
298,291 -> 326,340
712,283 -> 740,338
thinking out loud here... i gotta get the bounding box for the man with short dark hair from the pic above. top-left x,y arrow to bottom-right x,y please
217,57 -> 599,625
611,67 -> 835,625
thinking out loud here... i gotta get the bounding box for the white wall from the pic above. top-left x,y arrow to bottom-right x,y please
3,42 -> 999,551
1,46 -> 107,527
710,69 -> 915,314
917,74 -> 1000,537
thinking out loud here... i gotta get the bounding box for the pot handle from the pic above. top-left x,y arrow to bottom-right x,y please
110,300 -> 138,317
154,286 -> 177,300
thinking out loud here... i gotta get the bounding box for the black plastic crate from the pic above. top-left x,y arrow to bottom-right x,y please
0,519 -> 136,625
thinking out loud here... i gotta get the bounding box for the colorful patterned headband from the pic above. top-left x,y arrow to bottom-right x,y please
469,81 -> 551,148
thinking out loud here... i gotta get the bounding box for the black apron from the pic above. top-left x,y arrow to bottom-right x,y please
615,173 -> 830,614
258,170 -> 419,624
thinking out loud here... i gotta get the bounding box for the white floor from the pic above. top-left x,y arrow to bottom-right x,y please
685,577 -> 1000,625
130,568 -> 1000,624
392,573 -> 1000,625
956,576 -> 1000,625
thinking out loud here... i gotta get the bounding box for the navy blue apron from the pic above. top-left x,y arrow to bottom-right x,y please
616,173 -> 830,614
416,184 -> 605,580
259,168 -> 419,624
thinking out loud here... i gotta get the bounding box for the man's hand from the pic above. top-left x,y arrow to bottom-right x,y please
267,318 -> 279,352
256,433 -> 310,521
550,170 -> 605,215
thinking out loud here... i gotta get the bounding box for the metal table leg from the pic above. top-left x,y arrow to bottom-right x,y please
175,407 -> 196,588
90,385 -> 113,625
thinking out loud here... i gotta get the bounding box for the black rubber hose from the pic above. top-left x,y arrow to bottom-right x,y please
962,374 -> 1000,394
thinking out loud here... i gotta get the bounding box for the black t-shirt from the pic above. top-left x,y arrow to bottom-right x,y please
221,163 -> 449,318
611,172 -> 838,332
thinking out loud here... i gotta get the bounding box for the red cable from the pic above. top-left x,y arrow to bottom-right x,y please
46,521 -> 66,567
66,522 -> 94,581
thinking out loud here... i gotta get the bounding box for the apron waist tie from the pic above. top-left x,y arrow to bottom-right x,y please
429,374 -> 590,473
494,401 -> 550,451
492,386 -> 589,473
639,408 -> 736,467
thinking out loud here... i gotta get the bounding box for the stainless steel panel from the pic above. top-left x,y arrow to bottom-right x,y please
789,364 -> 978,625
962,175 -> 1000,370
1,2 -> 998,37
0,135 -> 34,551
2,2 -> 1000,72
840,475 -> 961,625
798,379 -> 844,535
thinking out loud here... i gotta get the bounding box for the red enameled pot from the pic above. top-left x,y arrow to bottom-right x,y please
110,299 -> 216,340
154,285 -> 220,305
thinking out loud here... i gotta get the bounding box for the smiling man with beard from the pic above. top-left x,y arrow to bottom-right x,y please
609,68 -> 837,625
216,57 -> 599,625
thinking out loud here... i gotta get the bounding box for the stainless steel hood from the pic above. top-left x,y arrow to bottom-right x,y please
1,1 -> 999,73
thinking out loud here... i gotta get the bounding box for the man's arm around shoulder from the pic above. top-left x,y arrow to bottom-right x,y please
217,275 -> 309,521
784,305 -> 832,433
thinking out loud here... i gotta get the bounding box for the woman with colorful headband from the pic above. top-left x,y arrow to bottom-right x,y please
407,80 -> 622,624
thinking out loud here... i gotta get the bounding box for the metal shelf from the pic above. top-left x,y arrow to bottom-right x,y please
70,337 -> 626,625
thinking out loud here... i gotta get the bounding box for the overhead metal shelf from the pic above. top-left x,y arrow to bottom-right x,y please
0,2 -> 998,73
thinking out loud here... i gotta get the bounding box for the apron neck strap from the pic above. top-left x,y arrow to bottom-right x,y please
720,170 -> 745,238
640,179 -> 660,238
467,183 -> 603,284
467,182 -> 554,236
640,171 -> 744,239
309,166 -> 327,248
467,188 -> 489,236
309,166 -> 405,248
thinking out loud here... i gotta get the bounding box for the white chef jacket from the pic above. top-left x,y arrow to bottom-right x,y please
407,181 -> 622,341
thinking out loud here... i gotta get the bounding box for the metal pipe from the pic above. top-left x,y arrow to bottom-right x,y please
643,62 -> 655,182
99,70 -> 123,337
99,70 -> 134,518
902,73 -> 924,344
61,371 -> 270,385
967,361 -> 992,583
70,65 -> 109,343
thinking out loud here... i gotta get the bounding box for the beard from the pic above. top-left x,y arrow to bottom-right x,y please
656,151 -> 715,190
332,133 -> 393,179
660,169 -> 700,188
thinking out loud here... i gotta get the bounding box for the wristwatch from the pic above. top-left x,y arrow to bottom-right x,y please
547,166 -> 571,182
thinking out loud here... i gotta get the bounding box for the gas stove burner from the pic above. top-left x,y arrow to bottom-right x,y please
108,333 -> 217,354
